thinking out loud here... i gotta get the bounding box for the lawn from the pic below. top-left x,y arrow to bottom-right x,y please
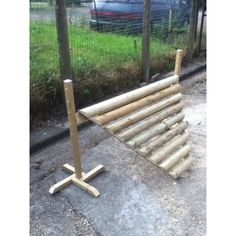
30,22 -> 186,122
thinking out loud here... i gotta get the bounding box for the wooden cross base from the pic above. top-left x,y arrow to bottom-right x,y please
49,163 -> 105,197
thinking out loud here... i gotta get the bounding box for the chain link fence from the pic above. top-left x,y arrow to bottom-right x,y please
30,0 -> 205,121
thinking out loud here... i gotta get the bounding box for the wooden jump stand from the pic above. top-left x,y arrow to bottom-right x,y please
49,81 -> 105,197
49,49 -> 185,197
174,49 -> 183,77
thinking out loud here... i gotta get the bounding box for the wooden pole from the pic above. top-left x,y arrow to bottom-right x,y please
168,9 -> 173,33
128,112 -> 185,147
139,121 -> 188,156
118,102 -> 183,141
141,0 -> 151,83
148,131 -> 189,164
80,75 -> 178,118
159,144 -> 191,171
55,0 -> 73,82
94,84 -> 180,125
186,0 -> 199,59
64,80 -> 82,179
49,83 -> 105,196
106,93 -> 182,133
168,156 -> 193,179
174,49 -> 183,77
197,0 -> 205,54
194,0 -> 200,41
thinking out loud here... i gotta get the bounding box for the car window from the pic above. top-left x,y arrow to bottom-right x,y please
108,0 -> 128,1
129,0 -> 169,3
94,0 -> 169,3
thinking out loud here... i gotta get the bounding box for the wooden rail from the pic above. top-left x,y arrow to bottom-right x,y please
49,49 -> 193,198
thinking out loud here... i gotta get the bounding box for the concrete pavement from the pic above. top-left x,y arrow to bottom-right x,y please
30,71 -> 206,236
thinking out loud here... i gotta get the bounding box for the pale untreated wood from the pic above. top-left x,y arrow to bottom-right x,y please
139,121 -> 188,156
142,0 -> 151,83
72,177 -> 100,197
163,112 -> 185,127
81,165 -> 105,182
168,9 -> 173,33
148,131 -> 189,164
76,112 -> 88,126
93,84 -> 180,125
49,174 -> 74,194
64,80 -> 82,178
159,145 -> 191,171
174,49 -> 183,77
168,156 -> 193,179
106,93 -> 182,133
63,163 -> 105,182
63,163 -> 76,174
128,112 -> 185,147
118,102 -> 183,141
80,75 -> 178,117
51,163 -> 105,196
51,68 -> 192,191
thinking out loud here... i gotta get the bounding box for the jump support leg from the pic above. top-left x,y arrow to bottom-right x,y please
49,164 -> 105,197
49,80 -> 105,197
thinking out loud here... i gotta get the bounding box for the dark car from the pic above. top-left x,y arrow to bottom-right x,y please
89,0 -> 171,32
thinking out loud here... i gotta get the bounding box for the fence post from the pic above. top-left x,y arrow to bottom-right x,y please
55,0 -> 73,82
64,80 -> 82,179
174,49 -> 183,78
197,0 -> 205,54
49,79 -> 105,196
168,9 -> 173,33
186,0 -> 199,59
141,0 -> 151,83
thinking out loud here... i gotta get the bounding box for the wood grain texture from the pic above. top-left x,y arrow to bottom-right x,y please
118,102 -> 183,141
49,174 -> 74,194
168,156 -> 193,179
69,72 -> 193,179
64,80 -> 82,178
148,131 -> 189,164
72,177 -> 100,197
93,84 -> 180,125
76,112 -> 88,125
138,121 -> 188,156
106,93 -> 182,133
128,112 -> 185,147
159,145 -> 191,171
174,49 -> 183,77
79,75 -> 178,117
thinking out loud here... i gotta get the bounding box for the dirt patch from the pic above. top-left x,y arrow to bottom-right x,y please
30,61 -> 141,129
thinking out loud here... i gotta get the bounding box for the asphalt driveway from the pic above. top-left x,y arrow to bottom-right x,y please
30,71 -> 206,236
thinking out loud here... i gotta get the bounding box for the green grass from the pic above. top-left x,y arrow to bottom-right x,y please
30,22 -> 184,84
30,2 -> 52,9
30,22 -> 186,121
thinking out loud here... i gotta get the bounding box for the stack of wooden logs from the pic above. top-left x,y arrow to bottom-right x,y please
79,74 -> 193,179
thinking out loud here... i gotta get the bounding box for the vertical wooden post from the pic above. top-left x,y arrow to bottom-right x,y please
174,49 -> 183,77
55,0 -> 73,83
197,0 -> 205,54
194,0 -> 200,41
168,9 -> 173,33
141,0 -> 151,83
186,0 -> 199,59
64,80 -> 82,179
49,80 -> 105,196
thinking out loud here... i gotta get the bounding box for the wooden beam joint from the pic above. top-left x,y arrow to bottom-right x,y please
49,164 -> 105,197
